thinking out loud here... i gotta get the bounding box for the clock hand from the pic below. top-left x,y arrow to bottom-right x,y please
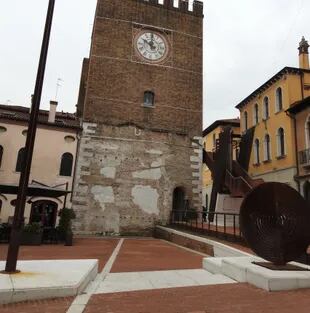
143,39 -> 152,48
149,33 -> 156,50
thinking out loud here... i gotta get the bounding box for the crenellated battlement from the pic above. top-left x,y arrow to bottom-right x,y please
138,0 -> 203,17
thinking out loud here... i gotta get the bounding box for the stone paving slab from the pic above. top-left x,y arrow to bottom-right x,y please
0,259 -> 98,304
95,269 -> 236,294
85,284 -> 310,313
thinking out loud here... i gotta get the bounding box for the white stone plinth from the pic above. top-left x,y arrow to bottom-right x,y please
203,256 -> 310,291
0,259 -> 98,304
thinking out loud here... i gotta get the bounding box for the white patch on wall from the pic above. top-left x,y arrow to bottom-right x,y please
104,156 -> 121,167
132,168 -> 162,180
101,142 -> 119,150
151,160 -> 163,168
132,186 -> 159,215
91,186 -> 115,206
104,210 -> 120,234
145,149 -> 163,155
100,167 -> 116,179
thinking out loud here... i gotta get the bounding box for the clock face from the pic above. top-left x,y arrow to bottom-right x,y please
135,31 -> 168,62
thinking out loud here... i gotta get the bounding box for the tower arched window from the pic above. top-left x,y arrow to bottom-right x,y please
264,134 -> 271,161
254,139 -> 260,164
263,97 -> 269,120
16,148 -> 25,172
276,87 -> 283,112
244,111 -> 248,131
0,145 -> 3,168
277,128 -> 285,157
59,153 -> 74,177
143,91 -> 155,107
253,103 -> 259,125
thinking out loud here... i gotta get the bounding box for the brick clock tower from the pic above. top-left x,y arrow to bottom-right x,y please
74,0 -> 204,235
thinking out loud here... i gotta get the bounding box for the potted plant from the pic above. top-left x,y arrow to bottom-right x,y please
0,223 -> 11,243
21,222 -> 43,246
57,208 -> 76,246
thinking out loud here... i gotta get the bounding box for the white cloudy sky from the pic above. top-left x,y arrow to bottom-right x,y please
0,0 -> 309,129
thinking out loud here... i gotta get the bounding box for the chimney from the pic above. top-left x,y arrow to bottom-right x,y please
298,36 -> 309,69
48,100 -> 58,123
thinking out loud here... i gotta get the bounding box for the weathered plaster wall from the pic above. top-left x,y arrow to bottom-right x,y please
72,122 -> 202,235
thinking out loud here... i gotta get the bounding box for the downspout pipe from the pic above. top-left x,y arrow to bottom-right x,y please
286,111 -> 301,193
285,71 -> 305,193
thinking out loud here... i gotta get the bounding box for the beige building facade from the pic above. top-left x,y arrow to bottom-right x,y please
0,102 -> 80,226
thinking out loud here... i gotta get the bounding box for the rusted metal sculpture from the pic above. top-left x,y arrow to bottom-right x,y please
240,182 -> 310,266
203,126 -> 263,222
204,126 -> 310,267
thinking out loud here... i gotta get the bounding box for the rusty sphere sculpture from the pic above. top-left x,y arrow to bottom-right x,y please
240,182 -> 310,265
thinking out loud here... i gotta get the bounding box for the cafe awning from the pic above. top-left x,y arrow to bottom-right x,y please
0,183 -> 71,198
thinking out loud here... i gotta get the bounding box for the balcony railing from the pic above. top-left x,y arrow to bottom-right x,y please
299,148 -> 310,166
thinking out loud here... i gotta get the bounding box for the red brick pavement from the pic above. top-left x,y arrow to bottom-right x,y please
1,238 -> 310,313
84,284 -> 310,313
0,238 -> 119,271
111,238 -> 204,273
0,297 -> 74,313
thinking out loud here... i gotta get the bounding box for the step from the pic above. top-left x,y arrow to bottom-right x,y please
95,269 -> 236,294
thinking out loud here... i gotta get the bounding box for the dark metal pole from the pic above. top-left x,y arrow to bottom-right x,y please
5,0 -> 56,273
63,182 -> 69,209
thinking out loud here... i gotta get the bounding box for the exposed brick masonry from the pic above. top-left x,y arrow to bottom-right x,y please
73,0 -> 203,234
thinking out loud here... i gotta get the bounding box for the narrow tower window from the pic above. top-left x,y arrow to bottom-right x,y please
264,134 -> 271,161
213,133 -> 216,149
0,145 -> 3,168
244,111 -> 248,131
306,117 -> 310,148
59,153 -> 74,177
16,148 -> 25,172
143,91 -> 155,107
277,128 -> 285,157
263,97 -> 269,120
254,139 -> 260,164
253,103 -> 259,125
276,88 -> 283,112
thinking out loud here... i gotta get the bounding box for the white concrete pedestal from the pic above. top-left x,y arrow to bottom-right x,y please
203,256 -> 310,291
0,259 -> 98,304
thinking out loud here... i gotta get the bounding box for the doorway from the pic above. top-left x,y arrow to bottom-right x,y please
173,187 -> 186,211
30,200 -> 58,228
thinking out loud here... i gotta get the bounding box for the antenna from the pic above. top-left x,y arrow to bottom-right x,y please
55,78 -> 63,100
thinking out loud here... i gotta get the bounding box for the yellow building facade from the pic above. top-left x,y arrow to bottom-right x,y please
236,37 -> 310,191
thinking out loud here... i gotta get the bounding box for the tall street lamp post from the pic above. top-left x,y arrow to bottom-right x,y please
4,0 -> 56,273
